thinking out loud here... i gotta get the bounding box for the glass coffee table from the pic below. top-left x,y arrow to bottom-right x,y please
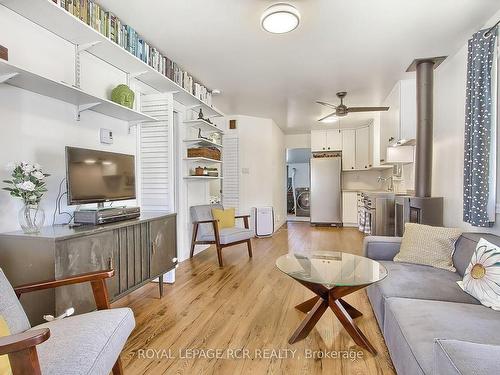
276,251 -> 387,354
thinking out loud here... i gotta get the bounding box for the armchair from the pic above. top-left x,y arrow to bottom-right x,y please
0,268 -> 135,375
190,204 -> 254,267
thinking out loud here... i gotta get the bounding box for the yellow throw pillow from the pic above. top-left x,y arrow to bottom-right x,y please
0,316 -> 12,375
212,208 -> 235,229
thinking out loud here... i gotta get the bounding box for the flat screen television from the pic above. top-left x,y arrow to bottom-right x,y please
66,146 -> 136,205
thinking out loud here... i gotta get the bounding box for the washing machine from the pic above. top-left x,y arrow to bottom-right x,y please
295,188 -> 310,217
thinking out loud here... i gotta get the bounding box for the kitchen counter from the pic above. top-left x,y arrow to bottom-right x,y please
342,189 -> 410,195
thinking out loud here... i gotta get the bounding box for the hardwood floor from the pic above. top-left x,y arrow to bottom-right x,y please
113,223 -> 395,375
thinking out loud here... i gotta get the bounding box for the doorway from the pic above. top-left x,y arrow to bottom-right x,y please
286,148 -> 311,222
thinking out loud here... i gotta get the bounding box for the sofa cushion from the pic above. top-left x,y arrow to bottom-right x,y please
394,223 -> 462,272
434,339 -> 500,375
30,308 -> 135,375
384,298 -> 500,375
200,227 -> 253,244
366,261 -> 479,327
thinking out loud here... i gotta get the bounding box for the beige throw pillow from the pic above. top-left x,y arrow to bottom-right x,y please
394,223 -> 463,272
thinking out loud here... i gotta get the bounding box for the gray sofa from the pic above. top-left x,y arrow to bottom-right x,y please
364,233 -> 500,375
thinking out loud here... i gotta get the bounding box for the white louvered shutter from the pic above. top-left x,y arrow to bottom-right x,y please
222,136 -> 239,213
139,94 -> 173,211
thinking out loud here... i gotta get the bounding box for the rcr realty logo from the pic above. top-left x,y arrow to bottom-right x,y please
136,348 -> 364,362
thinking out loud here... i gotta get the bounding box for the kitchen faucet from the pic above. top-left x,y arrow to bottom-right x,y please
378,176 -> 394,192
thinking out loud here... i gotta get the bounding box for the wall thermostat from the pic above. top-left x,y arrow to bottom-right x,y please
100,128 -> 113,144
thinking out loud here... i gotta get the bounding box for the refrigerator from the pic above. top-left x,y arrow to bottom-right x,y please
310,155 -> 342,225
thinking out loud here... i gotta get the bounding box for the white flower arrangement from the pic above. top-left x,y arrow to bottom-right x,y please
3,162 -> 50,205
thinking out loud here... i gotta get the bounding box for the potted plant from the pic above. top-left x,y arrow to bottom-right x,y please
3,162 -> 49,233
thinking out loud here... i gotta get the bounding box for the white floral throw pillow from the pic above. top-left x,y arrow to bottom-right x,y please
457,238 -> 500,310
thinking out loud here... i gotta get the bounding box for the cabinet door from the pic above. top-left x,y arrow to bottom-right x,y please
311,130 -> 327,152
342,129 -> 356,170
55,231 -> 115,315
342,192 -> 359,224
150,216 -> 177,278
380,83 -> 401,162
115,223 -> 150,297
400,79 -> 416,141
326,129 -> 342,151
355,126 -> 371,170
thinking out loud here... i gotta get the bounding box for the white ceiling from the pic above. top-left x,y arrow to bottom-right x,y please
99,0 -> 500,134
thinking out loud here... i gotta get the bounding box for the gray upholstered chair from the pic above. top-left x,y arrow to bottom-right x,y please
0,268 -> 135,375
190,204 -> 254,267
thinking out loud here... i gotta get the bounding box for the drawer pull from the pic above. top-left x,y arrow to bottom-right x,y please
172,257 -> 178,263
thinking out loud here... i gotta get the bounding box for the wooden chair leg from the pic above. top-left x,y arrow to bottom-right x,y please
112,357 -> 124,375
247,239 -> 253,258
190,223 -> 199,258
8,347 -> 42,375
158,274 -> 164,298
216,245 -> 224,267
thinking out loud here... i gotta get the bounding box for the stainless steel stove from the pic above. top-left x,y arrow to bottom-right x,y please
359,192 -> 395,236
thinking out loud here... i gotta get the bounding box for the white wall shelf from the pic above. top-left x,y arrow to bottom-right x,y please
0,0 -> 225,118
0,59 -> 156,122
183,119 -> 224,134
184,176 -> 223,180
183,138 -> 223,148
184,157 -> 222,164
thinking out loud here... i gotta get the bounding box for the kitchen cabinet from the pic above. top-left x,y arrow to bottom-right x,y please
379,79 -> 416,162
342,191 -> 358,225
311,129 -> 342,152
355,126 -> 372,170
342,129 -> 356,170
326,129 -> 342,151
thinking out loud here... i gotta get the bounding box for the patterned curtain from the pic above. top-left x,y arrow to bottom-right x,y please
463,27 -> 497,227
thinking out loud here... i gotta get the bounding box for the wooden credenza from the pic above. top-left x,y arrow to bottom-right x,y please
0,211 -> 177,325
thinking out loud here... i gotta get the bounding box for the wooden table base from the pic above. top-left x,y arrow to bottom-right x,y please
289,280 -> 377,354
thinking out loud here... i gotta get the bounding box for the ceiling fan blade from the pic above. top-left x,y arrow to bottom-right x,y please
347,106 -> 389,113
318,112 -> 337,122
316,101 -> 337,109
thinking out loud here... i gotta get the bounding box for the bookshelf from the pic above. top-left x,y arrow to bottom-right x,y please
183,176 -> 223,180
183,119 -> 224,134
183,138 -> 223,149
0,59 -> 156,122
0,0 -> 225,118
184,157 -> 223,164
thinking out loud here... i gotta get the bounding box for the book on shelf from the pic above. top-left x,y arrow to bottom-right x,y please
56,0 -> 214,106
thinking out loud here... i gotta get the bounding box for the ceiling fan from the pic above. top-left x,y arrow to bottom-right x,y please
316,92 -> 389,122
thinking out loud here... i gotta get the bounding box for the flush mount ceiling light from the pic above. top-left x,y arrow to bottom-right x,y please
261,3 -> 300,34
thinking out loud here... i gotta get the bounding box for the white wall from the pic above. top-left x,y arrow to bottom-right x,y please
227,115 -> 287,229
432,10 -> 500,233
285,133 -> 311,149
0,6 -> 137,233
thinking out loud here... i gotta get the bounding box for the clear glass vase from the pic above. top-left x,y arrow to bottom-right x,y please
18,204 -> 45,234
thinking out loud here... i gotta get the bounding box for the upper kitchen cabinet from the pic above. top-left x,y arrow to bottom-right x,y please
311,129 -> 342,152
355,126 -> 372,170
379,79 -> 416,162
342,129 -> 356,170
